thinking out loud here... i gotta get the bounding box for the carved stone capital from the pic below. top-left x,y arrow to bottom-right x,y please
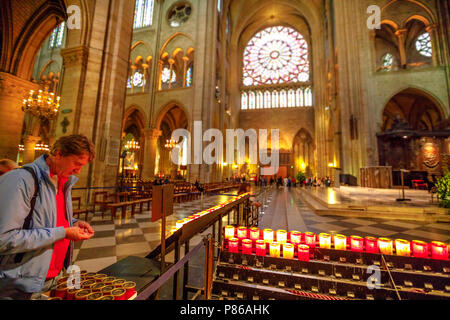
0,72 -> 39,99
144,128 -> 162,140
61,46 -> 89,68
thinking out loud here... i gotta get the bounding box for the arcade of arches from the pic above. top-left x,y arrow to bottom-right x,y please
0,0 -> 449,193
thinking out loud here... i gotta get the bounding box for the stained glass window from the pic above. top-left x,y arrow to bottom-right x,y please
249,91 -> 256,109
296,88 -> 303,107
305,87 -> 312,106
272,91 -> 279,108
257,91 -> 263,109
288,89 -> 296,107
381,53 -> 394,69
243,26 -> 309,86
161,67 -> 176,84
49,22 -> 66,48
186,66 -> 193,87
279,90 -> 287,108
416,32 -> 432,57
134,0 -> 154,29
241,93 -> 248,110
264,91 -> 271,108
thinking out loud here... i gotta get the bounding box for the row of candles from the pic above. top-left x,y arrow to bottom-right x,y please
224,226 -> 449,261
169,193 -> 250,234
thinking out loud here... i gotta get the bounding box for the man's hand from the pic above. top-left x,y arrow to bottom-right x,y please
74,220 -> 94,236
65,226 -> 94,241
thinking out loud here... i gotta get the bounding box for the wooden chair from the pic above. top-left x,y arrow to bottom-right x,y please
72,196 -> 90,220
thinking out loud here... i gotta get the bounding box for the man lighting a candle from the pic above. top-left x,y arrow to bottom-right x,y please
0,135 -> 96,299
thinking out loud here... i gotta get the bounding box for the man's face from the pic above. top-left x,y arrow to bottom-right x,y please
54,152 -> 90,178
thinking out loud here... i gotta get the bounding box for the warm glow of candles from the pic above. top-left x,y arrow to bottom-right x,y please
225,226 -> 235,240
237,227 -> 248,239
350,236 -> 364,252
395,239 -> 411,257
249,227 -> 260,241
365,236 -> 378,253
430,241 -> 448,260
304,232 -> 316,248
228,238 -> 239,253
269,242 -> 281,258
334,234 -> 347,250
264,229 -> 274,243
255,240 -> 266,256
276,230 -> 287,243
411,240 -> 428,258
176,220 -> 184,229
242,239 -> 253,255
290,231 -> 302,245
282,243 -> 294,259
319,233 -> 331,249
297,245 -> 309,261
378,238 -> 393,255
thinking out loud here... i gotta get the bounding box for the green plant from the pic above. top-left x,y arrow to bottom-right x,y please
435,172 -> 450,208
296,171 -> 306,184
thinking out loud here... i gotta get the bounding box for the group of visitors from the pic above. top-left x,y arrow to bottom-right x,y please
304,176 -> 332,187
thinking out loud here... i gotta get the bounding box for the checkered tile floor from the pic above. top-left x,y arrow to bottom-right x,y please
73,193 -> 237,272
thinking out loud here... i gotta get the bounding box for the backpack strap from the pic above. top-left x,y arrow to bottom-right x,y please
14,166 -> 39,264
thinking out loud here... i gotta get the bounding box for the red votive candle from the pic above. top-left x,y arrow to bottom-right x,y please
365,236 -> 378,253
228,238 -> 239,253
350,236 -> 364,252
304,232 -> 316,248
255,240 -> 266,256
290,231 -> 302,245
431,241 -> 448,260
242,239 -> 253,255
297,245 -> 309,261
412,240 -> 428,258
237,227 -> 248,240
249,227 -> 260,241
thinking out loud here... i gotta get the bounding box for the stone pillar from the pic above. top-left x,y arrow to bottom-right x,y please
0,72 -> 38,160
142,128 -> 161,179
182,56 -> 189,87
23,135 -> 41,164
395,29 -> 408,68
426,24 -> 439,67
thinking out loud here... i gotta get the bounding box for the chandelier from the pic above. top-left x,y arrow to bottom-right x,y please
125,139 -> 140,151
22,89 -> 60,119
18,144 -> 24,152
35,143 -> 50,152
164,139 -> 178,149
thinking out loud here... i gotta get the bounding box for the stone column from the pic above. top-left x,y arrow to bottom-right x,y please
426,24 -> 439,66
23,135 -> 41,164
395,29 -> 408,68
0,72 -> 38,159
182,56 -> 189,87
142,128 -> 161,179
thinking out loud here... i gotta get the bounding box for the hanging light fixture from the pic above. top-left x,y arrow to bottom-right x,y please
124,139 -> 140,151
164,139 -> 177,149
34,143 -> 50,152
22,88 -> 60,119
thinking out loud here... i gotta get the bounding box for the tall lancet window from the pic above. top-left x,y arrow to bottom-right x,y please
134,0 -> 154,29
241,26 -> 312,109
49,22 -> 66,48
